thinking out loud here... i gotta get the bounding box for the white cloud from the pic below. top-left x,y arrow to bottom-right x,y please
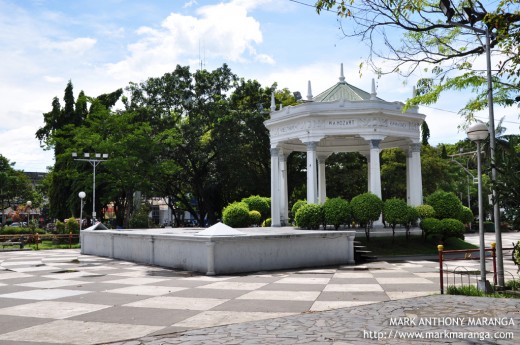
44,37 -> 97,54
106,1 -> 271,81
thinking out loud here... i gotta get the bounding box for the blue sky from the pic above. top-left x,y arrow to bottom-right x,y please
1,0 -> 518,172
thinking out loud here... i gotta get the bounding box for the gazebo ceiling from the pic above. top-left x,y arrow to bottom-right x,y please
264,64 -> 426,154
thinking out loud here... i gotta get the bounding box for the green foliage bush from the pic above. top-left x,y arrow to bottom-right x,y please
383,198 -> 408,229
459,206 -> 474,225
242,195 -> 270,220
262,218 -> 272,227
441,218 -> 465,239
55,220 -> 65,234
129,206 -> 151,228
295,203 -> 323,230
415,204 -> 435,219
291,200 -> 307,220
425,190 -> 463,220
0,227 -> 45,235
403,205 -> 419,229
65,217 -> 79,233
323,197 -> 351,229
351,193 -> 383,226
249,210 -> 262,227
222,201 -> 250,228
351,193 -> 383,239
420,217 -> 442,238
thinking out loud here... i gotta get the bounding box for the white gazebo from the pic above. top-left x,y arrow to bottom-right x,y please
264,64 -> 426,227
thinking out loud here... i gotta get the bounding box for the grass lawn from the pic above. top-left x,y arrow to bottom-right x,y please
25,241 -> 81,250
357,234 -> 478,256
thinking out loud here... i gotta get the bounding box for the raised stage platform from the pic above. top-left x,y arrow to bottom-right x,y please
81,223 -> 356,275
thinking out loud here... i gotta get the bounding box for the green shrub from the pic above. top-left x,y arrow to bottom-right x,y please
459,206 -> 474,225
384,198 -> 408,230
249,210 -> 262,227
440,218 -> 465,240
242,195 -> 270,220
351,193 -> 383,239
0,227 -> 45,235
262,218 -> 272,227
291,200 -> 307,220
425,190 -> 463,220
323,197 -> 351,229
65,217 -> 79,233
415,204 -> 435,219
129,206 -> 150,228
421,217 -> 442,239
295,203 -> 323,230
55,220 -> 65,234
222,201 -> 250,228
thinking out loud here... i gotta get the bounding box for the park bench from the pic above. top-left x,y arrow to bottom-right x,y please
0,238 -> 25,250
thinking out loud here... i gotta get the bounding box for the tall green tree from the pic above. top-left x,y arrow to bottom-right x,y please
315,1 -> 520,120
0,155 -> 34,224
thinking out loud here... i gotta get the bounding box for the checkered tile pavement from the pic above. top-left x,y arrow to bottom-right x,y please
0,232 -> 518,345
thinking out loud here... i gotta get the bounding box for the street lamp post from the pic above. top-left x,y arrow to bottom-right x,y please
26,201 -> 32,227
72,152 -> 109,223
78,191 -> 86,254
78,191 -> 86,231
467,122 -> 490,292
439,0 -> 504,288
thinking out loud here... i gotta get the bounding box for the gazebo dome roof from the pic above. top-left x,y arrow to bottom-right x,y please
312,63 -> 382,102
313,81 -> 375,102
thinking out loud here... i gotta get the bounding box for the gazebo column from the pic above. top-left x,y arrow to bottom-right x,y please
406,150 -> 412,204
368,139 -> 382,199
305,141 -> 318,204
408,143 -> 423,206
317,154 -> 329,204
270,147 -> 281,227
279,150 -> 289,225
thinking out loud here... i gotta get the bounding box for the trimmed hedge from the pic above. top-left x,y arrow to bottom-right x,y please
291,200 -> 307,220
425,190 -> 463,220
222,201 -> 250,228
295,203 -> 323,230
262,218 -> 272,227
323,197 -> 351,230
384,198 -> 408,230
441,218 -> 465,239
421,217 -> 464,240
249,210 -> 262,227
351,193 -> 383,226
459,206 -> 474,225
416,204 -> 435,219
242,195 -> 270,220
420,217 -> 442,238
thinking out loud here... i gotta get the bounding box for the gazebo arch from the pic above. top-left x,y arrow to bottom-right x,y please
264,64 -> 426,227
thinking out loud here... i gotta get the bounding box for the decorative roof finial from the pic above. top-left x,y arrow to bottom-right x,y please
370,78 -> 377,100
339,63 -> 345,83
270,92 -> 276,111
306,80 -> 313,101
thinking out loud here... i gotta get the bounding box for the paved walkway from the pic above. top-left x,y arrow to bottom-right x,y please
0,232 -> 518,344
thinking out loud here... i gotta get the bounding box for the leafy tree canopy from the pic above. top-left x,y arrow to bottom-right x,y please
315,0 -> 520,122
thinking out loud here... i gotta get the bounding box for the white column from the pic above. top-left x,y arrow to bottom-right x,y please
279,150 -> 289,225
306,141 -> 318,204
409,143 -> 423,206
366,156 -> 371,192
406,150 -> 412,204
317,154 -> 328,204
270,147 -> 281,226
369,139 -> 382,198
